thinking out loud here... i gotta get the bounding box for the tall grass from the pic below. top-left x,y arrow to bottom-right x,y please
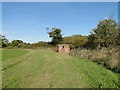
70,47 -> 119,73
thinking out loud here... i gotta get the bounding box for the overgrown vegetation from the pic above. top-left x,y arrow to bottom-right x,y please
70,47 -> 119,73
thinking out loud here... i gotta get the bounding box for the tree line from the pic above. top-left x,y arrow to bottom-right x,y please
0,19 -> 119,49
47,19 -> 119,49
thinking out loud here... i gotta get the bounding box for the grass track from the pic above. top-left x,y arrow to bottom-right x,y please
2,49 -> 119,88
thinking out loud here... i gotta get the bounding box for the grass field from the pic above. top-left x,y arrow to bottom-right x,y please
2,49 -> 119,88
2,49 -> 29,61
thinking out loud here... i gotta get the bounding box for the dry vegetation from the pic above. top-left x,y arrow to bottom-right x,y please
70,47 -> 119,73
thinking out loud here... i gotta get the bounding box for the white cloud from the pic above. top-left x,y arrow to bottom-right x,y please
0,31 -> 8,34
104,17 -> 109,19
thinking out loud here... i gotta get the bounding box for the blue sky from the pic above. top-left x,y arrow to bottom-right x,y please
2,2 -> 118,43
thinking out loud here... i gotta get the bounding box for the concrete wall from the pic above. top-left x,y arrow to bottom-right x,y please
57,44 -> 70,53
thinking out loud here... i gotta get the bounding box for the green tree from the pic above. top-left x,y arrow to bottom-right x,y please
0,35 -> 8,48
11,40 -> 23,47
91,19 -> 118,47
47,27 -> 62,45
84,34 -> 96,49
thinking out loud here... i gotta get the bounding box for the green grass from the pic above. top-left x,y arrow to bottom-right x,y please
2,49 -> 29,61
0,49 -> 2,89
2,49 -> 119,88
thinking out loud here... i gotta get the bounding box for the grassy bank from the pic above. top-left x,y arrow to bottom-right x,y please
70,48 -> 119,73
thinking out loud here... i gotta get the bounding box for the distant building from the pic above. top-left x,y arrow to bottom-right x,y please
57,44 -> 71,53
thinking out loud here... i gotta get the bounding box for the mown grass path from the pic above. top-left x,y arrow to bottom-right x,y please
2,49 -> 119,88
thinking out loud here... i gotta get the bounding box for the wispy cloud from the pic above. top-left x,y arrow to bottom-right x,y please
0,31 -> 8,34
104,17 -> 109,19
